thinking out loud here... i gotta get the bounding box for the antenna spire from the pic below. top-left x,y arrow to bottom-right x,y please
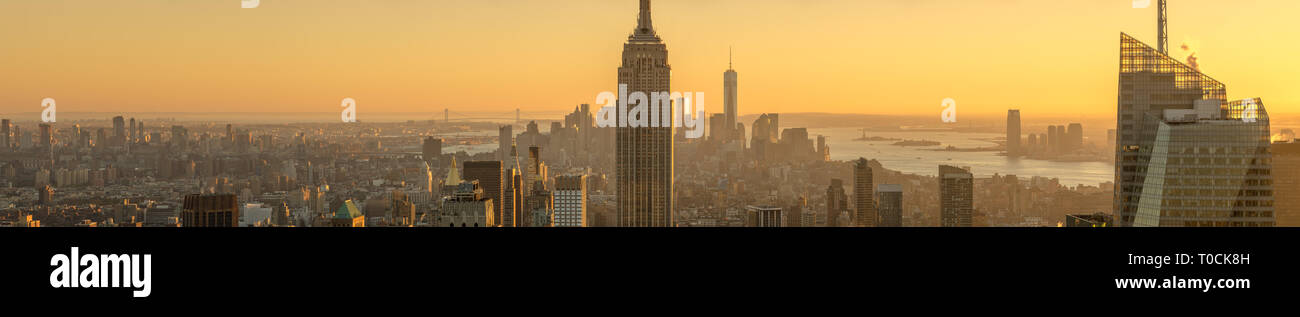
729,46 -> 733,70
1157,0 -> 1168,54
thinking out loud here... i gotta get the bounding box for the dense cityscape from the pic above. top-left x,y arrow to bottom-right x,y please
0,0 -> 1294,228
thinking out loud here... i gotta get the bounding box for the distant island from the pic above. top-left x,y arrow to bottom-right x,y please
892,140 -> 942,147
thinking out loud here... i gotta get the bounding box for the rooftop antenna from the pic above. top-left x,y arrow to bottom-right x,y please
1157,0 -> 1168,54
728,46 -> 734,70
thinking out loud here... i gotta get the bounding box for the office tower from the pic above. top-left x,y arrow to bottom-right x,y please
724,48 -> 738,140
768,113 -> 779,142
326,200 -> 365,227
38,185 -> 54,206
439,181 -> 494,227
1027,134 -> 1038,152
853,158 -> 875,227
817,135 -> 828,161
525,180 -> 553,227
528,146 -> 543,188
786,196 -> 806,227
130,118 -> 136,143
38,124 -> 52,150
463,161 -> 503,225
708,113 -> 727,142
1,119 -> 9,150
616,0 -> 674,227
1045,126 -> 1057,153
1271,142 -> 1300,227
553,175 -> 587,227
500,143 -> 525,227
181,193 -> 239,227
1006,110 -> 1021,156
112,116 -> 126,145
1115,33 -> 1273,227
939,165 -> 973,227
750,114 -> 779,163
1067,123 -> 1083,150
876,184 -> 903,227
389,190 -> 415,226
423,136 -> 442,164
498,125 -> 512,161
746,205 -> 782,227
825,179 -> 847,227
1064,213 -> 1113,227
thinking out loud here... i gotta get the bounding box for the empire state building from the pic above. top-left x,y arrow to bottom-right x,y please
617,0 -> 674,227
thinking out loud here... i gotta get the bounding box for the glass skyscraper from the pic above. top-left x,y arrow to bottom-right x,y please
1115,33 -> 1274,227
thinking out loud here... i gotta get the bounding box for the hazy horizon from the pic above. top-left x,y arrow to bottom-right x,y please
3,0 -> 1298,117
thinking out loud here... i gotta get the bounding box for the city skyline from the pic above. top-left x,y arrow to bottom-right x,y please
3,0 -> 1299,117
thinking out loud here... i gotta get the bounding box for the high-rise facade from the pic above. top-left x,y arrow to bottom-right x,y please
181,193 -> 239,227
463,161 -> 503,225
853,158 -> 875,227
1006,110 -> 1020,156
939,165 -> 973,227
876,184 -> 903,227
616,0 -> 674,227
553,175 -> 587,227
1271,142 -> 1300,227
1114,33 -> 1273,227
825,179 -> 847,227
1067,123 -> 1083,151
745,205 -> 782,227
1,119 -> 10,150
423,136 -> 442,164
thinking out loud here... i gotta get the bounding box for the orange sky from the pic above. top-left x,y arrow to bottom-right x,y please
1,0 -> 1297,118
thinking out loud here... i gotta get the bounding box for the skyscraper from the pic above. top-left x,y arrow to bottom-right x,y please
181,193 -> 239,227
112,116 -> 126,146
825,179 -> 847,227
463,161 -> 503,226
1271,142 -> 1300,227
876,184 -> 903,227
745,205 -> 782,227
724,48 -> 738,140
939,165 -> 973,227
1006,110 -> 1020,156
853,158 -> 875,227
1067,123 -> 1083,151
2,119 -> 10,150
498,125 -> 512,161
423,136 -> 442,165
1115,33 -> 1274,227
553,175 -> 587,227
616,0 -> 674,227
